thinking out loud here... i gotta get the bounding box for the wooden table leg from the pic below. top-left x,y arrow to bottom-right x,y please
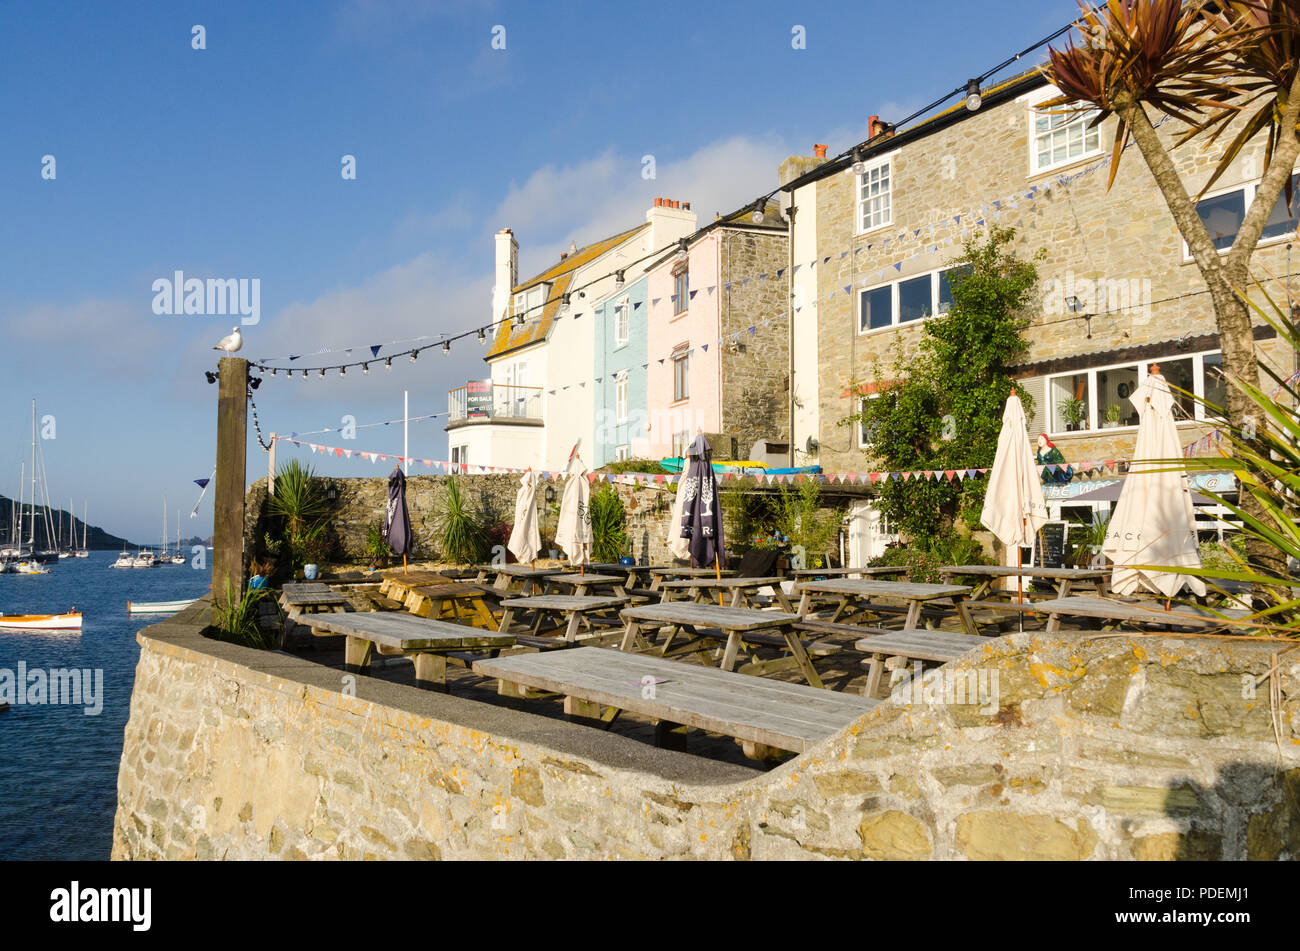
904,600 -> 922,629
955,597 -> 979,636
773,587 -> 795,612
344,636 -> 373,674
719,630 -> 742,671
497,606 -> 515,634
1058,580 -> 1073,599
863,653 -> 885,698
830,596 -> 851,623
619,619 -> 642,652
412,652 -> 448,691
782,630 -> 823,688
797,592 -> 811,616
729,589 -> 744,609
563,611 -> 583,642
1045,611 -> 1062,634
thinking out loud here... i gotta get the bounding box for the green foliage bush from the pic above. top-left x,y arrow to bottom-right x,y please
436,478 -> 488,565
589,484 -> 628,562
867,537 -> 989,583
211,580 -> 277,650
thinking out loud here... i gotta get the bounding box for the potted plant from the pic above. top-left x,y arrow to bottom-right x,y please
1102,403 -> 1123,428
1060,397 -> 1088,431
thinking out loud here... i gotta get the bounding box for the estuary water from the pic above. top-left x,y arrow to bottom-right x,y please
0,550 -> 212,860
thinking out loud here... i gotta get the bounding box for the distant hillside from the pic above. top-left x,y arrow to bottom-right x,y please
0,495 -> 137,550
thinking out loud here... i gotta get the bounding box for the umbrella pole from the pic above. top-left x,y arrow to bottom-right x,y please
1017,517 -> 1025,635
403,553 -> 407,576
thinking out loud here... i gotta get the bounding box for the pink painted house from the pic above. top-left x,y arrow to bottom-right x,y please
644,203 -> 790,461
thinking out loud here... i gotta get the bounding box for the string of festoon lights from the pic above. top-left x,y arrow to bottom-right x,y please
242,18 -> 1096,381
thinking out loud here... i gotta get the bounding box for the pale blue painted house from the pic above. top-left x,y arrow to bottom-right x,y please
592,274 -> 650,466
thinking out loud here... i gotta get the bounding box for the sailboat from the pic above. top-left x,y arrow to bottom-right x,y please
171,510 -> 186,564
57,497 -> 73,557
13,403 -> 54,573
74,502 -> 89,557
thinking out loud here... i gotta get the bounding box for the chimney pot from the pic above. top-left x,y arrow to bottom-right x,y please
813,143 -> 828,158
682,202 -> 690,210
654,197 -> 662,207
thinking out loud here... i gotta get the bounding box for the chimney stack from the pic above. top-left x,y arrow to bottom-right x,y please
493,228 -> 518,327
645,197 -> 697,255
813,143 -> 828,158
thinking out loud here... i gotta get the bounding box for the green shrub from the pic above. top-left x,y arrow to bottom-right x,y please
770,480 -> 842,567
590,484 -> 628,562
436,478 -> 487,565
599,458 -> 671,475
212,581 -> 277,649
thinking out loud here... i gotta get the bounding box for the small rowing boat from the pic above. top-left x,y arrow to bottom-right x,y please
126,599 -> 196,614
0,611 -> 82,631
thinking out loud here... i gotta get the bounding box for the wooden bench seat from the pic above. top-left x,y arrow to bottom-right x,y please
854,628 -> 987,698
472,647 -> 878,759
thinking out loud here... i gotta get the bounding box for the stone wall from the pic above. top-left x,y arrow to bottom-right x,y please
719,227 -> 791,456
114,606 -> 1300,860
808,81 -> 1297,474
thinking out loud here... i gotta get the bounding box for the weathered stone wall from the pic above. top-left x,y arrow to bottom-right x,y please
809,83 -> 1297,474
114,607 -> 1300,860
719,227 -> 791,456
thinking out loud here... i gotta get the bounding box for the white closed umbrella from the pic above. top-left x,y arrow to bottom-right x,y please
665,477 -> 690,561
554,460 -> 592,567
980,390 -> 1048,607
507,470 -> 540,564
1103,368 -> 1205,598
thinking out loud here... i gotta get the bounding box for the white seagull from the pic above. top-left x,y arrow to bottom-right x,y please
213,327 -> 243,353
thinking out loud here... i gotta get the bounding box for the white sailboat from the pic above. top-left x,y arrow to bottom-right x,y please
171,510 -> 186,564
74,501 -> 89,557
57,497 -> 73,557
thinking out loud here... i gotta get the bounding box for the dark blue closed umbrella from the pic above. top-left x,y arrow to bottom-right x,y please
385,467 -> 413,567
680,434 -> 724,570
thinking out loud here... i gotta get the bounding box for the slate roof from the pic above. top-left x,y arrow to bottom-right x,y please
486,224 -> 648,359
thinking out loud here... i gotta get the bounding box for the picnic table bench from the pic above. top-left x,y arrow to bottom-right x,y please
498,594 -> 630,643
471,647 -> 878,759
405,583 -> 501,629
656,576 -> 794,611
938,565 -> 1108,600
853,628 -> 987,698
794,579 -> 978,634
646,566 -> 736,592
475,564 -> 558,596
378,570 -> 455,604
789,566 -> 907,580
542,572 -> 629,598
279,583 -> 350,617
617,601 -> 822,687
302,611 -> 514,690
1032,596 -> 1250,634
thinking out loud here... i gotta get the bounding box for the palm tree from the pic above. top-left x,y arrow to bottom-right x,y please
1042,0 -> 1300,582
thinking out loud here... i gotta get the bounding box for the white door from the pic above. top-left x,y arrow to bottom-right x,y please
848,503 -> 895,565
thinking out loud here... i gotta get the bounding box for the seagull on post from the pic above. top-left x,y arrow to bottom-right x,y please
213,327 -> 243,353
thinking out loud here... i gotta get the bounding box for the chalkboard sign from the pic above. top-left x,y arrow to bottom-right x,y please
1032,521 -> 1068,569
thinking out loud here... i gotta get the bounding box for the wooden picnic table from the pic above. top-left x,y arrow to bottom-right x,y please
646,566 -> 736,592
789,566 -> 907,579
405,583 -> 500,629
542,572 -> 629,598
938,565 -> 1109,600
302,611 -> 513,690
378,570 -> 457,604
657,575 -> 794,611
475,563 -> 559,596
498,594 -> 630,643
794,579 -> 978,635
1030,596 -> 1249,635
472,647 -> 878,759
279,583 -> 350,617
854,628 -> 987,698
617,601 -> 821,686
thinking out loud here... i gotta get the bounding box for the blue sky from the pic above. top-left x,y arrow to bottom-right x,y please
0,0 -> 1083,544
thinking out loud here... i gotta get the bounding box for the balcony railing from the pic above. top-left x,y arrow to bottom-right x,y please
448,382 -> 543,425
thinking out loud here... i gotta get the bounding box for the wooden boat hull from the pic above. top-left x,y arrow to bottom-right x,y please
0,612 -> 82,630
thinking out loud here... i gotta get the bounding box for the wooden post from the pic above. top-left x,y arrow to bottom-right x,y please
213,357 -> 249,610
267,432 -> 276,498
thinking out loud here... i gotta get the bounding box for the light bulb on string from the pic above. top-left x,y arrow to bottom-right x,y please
851,148 -> 866,175
614,269 -> 625,291
385,357 -> 392,370
362,362 -> 369,374
477,328 -> 486,343
964,79 -> 982,112
443,340 -> 450,355
410,350 -> 418,363
319,367 -> 325,378
339,366 -> 346,376
750,201 -> 765,224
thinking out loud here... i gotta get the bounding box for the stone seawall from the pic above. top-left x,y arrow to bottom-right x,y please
113,605 -> 1300,860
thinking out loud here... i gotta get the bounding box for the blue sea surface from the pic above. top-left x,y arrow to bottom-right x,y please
0,551 -> 212,860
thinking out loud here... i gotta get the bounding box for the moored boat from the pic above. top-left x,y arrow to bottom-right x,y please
126,598 -> 197,614
111,551 -> 134,568
14,560 -> 49,575
0,610 -> 82,630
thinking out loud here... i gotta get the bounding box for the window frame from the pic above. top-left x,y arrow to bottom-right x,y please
857,264 -> 967,335
858,393 -> 881,450
613,296 -> 631,348
855,153 -> 894,236
1043,347 -> 1226,437
672,349 -> 690,403
1182,171 -> 1300,262
1027,92 -> 1103,177
673,269 -> 689,316
615,372 -> 629,422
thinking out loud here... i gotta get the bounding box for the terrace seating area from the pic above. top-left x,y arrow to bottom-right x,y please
275,559 -> 1258,769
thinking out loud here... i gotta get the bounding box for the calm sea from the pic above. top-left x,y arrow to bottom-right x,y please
0,550 -> 212,860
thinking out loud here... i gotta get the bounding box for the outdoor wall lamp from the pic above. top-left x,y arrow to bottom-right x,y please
325,485 -> 338,502
545,485 -> 556,504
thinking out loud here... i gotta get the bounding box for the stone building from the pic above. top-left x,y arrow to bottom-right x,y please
781,69 -> 1297,527
643,203 -> 791,462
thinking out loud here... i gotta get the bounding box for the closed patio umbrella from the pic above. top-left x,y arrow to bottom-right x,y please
1103,368 -> 1206,598
507,469 -> 541,564
554,460 -> 592,567
665,477 -> 691,562
680,434 -> 724,572
385,466 -> 413,574
980,390 -> 1048,607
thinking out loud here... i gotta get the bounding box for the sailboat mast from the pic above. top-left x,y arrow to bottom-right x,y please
29,400 -> 36,549
83,501 -> 88,550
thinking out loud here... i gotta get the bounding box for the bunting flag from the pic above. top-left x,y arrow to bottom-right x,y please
190,467 -> 217,518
